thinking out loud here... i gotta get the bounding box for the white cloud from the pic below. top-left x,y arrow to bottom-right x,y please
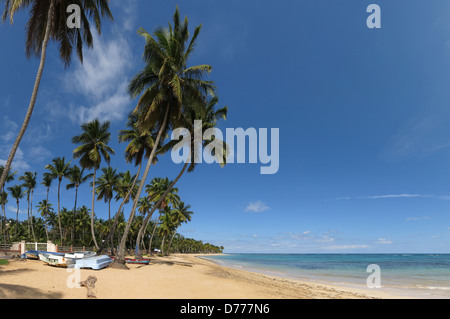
1,116 -> 18,143
0,147 -> 31,172
375,238 -> 392,244
244,201 -> 269,213
323,245 -> 369,250
359,194 -> 431,199
405,216 -> 430,222
65,33 -> 133,124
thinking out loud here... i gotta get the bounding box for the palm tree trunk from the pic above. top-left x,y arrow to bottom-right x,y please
0,0 -> 55,192
148,213 -> 161,255
167,230 -> 177,255
30,189 -> 36,242
91,168 -> 99,250
134,159 -> 190,259
44,188 -> 50,242
115,105 -> 170,265
15,200 -> 19,237
72,186 -> 78,245
2,204 -> 7,246
97,162 -> 142,255
57,179 -> 63,245
161,235 -> 166,255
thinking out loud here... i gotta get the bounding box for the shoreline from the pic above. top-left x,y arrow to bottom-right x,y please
0,254 -> 413,299
197,254 -> 450,299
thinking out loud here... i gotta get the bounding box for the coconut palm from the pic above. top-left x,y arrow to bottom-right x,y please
45,157 -> 71,245
72,119 -> 114,250
0,165 -> 16,193
114,7 -> 215,265
1,191 -> 8,245
66,165 -> 92,245
7,185 -> 23,237
95,167 -> 119,221
166,201 -> 193,254
37,200 -> 53,242
134,96 -> 228,258
18,171 -> 37,241
142,177 -> 180,257
0,0 -> 113,192
157,208 -> 177,255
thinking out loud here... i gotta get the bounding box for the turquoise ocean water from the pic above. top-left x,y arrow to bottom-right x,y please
202,254 -> 450,298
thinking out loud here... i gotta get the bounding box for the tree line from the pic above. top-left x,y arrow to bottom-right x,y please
0,4 -> 227,262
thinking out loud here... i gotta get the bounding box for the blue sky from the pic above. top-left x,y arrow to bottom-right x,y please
1,0 -> 450,253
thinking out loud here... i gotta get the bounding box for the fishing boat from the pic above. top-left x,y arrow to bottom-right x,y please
39,253 -> 69,267
39,251 -> 97,267
68,255 -> 113,270
21,250 -> 64,260
110,257 -> 151,264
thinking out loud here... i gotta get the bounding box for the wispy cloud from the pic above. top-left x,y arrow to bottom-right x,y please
244,201 -> 269,213
322,244 -> 369,250
375,238 -> 392,244
358,194 -> 432,199
405,216 -> 431,222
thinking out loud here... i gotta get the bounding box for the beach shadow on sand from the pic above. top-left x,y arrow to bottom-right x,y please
0,283 -> 63,299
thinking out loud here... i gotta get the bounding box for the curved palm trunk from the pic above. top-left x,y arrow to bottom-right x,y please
134,159 -> 190,259
97,162 -> 142,255
2,204 -> 8,246
0,0 -> 55,192
91,168 -> 99,250
115,105 -> 170,265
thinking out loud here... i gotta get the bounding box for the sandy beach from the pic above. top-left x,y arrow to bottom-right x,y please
0,254 -> 408,299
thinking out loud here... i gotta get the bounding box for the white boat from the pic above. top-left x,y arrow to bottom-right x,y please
68,255 -> 113,270
39,251 -> 97,268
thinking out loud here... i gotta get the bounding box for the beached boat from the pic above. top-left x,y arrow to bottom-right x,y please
39,251 -> 97,267
64,251 -> 96,259
21,250 -> 64,260
110,257 -> 151,264
39,253 -> 69,267
68,255 -> 113,270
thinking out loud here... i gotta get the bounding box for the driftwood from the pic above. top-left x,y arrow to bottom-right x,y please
79,276 -> 97,299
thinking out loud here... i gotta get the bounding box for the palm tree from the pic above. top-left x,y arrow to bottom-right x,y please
0,0 -> 113,192
0,191 -> 8,245
134,96 -> 228,258
166,201 -> 193,254
66,165 -> 92,245
72,119 -> 115,250
45,157 -> 71,245
143,177 -> 180,257
115,7 -> 215,265
7,185 -> 23,237
157,208 -> 176,255
96,113 -> 157,255
18,171 -> 37,241
95,167 -> 119,221
37,200 -> 53,242
0,165 -> 16,192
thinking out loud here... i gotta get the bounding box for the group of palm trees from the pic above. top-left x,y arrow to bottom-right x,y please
0,2 -> 228,263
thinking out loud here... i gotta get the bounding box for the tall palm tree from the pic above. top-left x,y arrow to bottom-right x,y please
95,167 -> 119,221
72,119 -> 114,250
115,7 -> 215,265
0,191 -> 8,245
0,165 -> 16,193
7,185 -> 23,237
134,96 -> 228,258
66,165 -> 92,245
45,157 -> 70,245
157,208 -> 176,255
143,177 -> 180,257
37,200 -> 53,242
96,114 -> 157,255
0,0 -> 113,192
166,201 -> 193,254
18,171 -> 37,241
